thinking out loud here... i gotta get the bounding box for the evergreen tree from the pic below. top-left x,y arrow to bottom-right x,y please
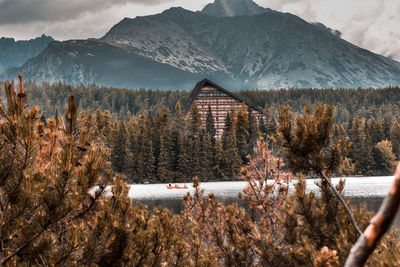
154,107 -> 172,174
247,106 -> 260,153
126,117 -> 140,182
157,131 -> 175,182
136,114 -> 156,182
221,111 -> 242,179
236,106 -> 250,162
206,105 -> 216,142
189,103 -> 202,137
200,132 -> 215,181
390,121 -> 400,159
264,104 -> 277,136
111,120 -> 128,174
172,102 -> 188,181
213,139 -> 225,179
364,121 -> 377,175
375,140 -> 397,174
348,118 -> 367,174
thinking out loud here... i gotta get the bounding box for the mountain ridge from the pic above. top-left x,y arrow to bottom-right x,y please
3,0 -> 400,89
0,34 -> 54,73
201,0 -> 267,17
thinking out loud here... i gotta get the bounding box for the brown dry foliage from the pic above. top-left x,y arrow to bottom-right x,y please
0,77 -> 399,266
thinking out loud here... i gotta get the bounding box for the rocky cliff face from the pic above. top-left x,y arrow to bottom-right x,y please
4,0 -> 400,89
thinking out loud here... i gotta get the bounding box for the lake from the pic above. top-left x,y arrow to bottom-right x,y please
128,176 -> 400,229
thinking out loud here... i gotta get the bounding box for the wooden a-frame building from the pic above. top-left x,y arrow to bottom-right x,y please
184,79 -> 266,136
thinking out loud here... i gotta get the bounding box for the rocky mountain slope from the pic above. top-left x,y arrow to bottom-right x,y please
201,0 -> 267,17
4,0 -> 400,89
0,34 -> 54,73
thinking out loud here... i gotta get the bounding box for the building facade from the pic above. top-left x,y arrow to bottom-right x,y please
184,79 -> 266,136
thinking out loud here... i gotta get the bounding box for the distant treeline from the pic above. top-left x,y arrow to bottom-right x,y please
26,81 -> 400,123
23,81 -> 400,180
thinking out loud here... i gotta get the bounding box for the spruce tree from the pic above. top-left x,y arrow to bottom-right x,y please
201,132 -> 215,181
127,117 -> 140,182
390,121 -> 400,159
348,117 -> 367,174
111,120 -> 128,174
236,106 -> 250,162
375,140 -> 397,174
247,106 -> 260,153
157,131 -> 175,182
221,111 -> 242,179
206,105 -> 216,142
136,114 -> 156,182
189,103 -> 202,138
172,101 -> 188,181
264,104 -> 277,136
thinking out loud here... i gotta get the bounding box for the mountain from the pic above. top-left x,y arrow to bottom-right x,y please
4,0 -> 400,89
0,34 -> 54,73
5,39 -> 210,89
201,0 -> 267,17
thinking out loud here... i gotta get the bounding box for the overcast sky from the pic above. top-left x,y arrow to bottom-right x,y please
0,0 -> 399,61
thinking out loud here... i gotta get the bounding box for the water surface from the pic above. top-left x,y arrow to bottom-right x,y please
128,176 -> 400,228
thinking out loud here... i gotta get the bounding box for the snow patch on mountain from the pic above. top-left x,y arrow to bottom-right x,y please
102,16 -> 227,74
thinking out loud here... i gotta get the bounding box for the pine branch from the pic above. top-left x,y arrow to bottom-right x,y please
317,170 -> 362,236
345,163 -> 400,266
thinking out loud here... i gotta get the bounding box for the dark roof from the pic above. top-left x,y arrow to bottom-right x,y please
184,79 -> 265,115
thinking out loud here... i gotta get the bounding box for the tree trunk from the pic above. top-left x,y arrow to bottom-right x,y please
345,163 -> 400,266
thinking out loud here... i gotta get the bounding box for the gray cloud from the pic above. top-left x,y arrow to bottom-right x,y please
0,0 -> 174,24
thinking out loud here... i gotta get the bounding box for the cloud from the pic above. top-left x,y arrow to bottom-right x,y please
0,0 -> 174,24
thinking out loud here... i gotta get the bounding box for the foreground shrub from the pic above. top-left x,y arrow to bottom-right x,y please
1,77 -> 399,266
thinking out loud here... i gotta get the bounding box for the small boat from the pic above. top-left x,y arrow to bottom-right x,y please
167,184 -> 188,190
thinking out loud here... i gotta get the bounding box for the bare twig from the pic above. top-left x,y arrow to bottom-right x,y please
345,163 -> 400,267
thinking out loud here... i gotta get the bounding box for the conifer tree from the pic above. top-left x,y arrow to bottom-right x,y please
206,105 -> 216,142
111,120 -> 128,174
364,122 -> 377,175
273,103 -> 362,236
0,76 -> 113,265
221,111 -> 242,179
348,117 -> 367,174
172,102 -> 189,181
154,107 -> 172,168
390,121 -> 400,159
157,131 -> 175,182
126,117 -> 140,182
375,140 -> 397,174
136,114 -> 156,182
200,132 -> 215,181
189,133 -> 203,179
236,106 -> 250,162
189,103 -> 201,138
264,104 -> 277,136
247,106 -> 260,152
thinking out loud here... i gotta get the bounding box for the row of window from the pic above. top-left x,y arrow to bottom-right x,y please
196,98 -> 236,104
200,105 -> 236,110
198,92 -> 228,97
201,110 -> 228,116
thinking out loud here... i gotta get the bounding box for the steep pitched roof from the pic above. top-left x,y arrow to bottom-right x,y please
184,79 -> 265,114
